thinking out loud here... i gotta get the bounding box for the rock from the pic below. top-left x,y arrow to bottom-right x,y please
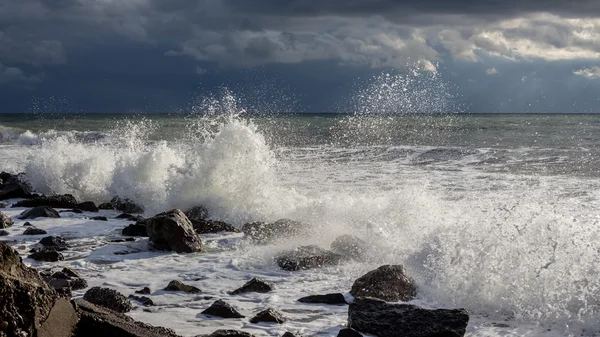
83,287 -> 133,313
164,280 -> 201,293
91,216 -> 108,221
39,236 -> 69,251
128,295 -> 155,306
275,245 -> 343,271
348,298 -> 469,337
70,278 -> 88,290
337,328 -> 363,337
98,202 -> 115,210
242,218 -> 309,244
0,211 -> 13,228
60,209 -> 84,214
350,265 -> 416,302
199,330 -> 255,337
0,172 -> 33,200
0,202 -> 5,208
201,299 -> 245,318
19,206 -> 60,219
116,213 -> 134,219
122,223 -> 148,237
61,267 -> 80,278
249,308 -> 287,324
184,205 -> 209,220
0,230 -> 8,236
110,196 -> 144,213
12,194 -> 78,209
77,201 -> 99,212
0,242 -> 58,337
330,235 -> 369,260
47,277 -> 72,296
191,219 -> 239,234
37,298 -> 79,337
42,268 -> 88,293
298,293 -> 347,305
109,238 -> 135,243
23,221 -> 33,226
282,333 -> 301,337
229,277 -> 275,295
23,226 -> 48,235
146,209 -> 203,253
28,250 -> 64,262
135,287 -> 151,294
73,299 -> 181,337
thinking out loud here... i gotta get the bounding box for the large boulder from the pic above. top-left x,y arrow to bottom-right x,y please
83,287 -> 133,313
146,209 -> 203,253
348,298 -> 469,337
191,219 -> 239,234
350,265 -> 416,302
110,196 -> 144,214
275,245 -> 343,271
12,194 -> 78,209
0,172 -> 33,200
201,299 -> 245,318
330,235 -> 369,261
37,298 -> 79,337
0,242 -> 58,337
229,277 -> 274,295
0,211 -> 13,228
19,206 -> 60,219
242,218 -> 310,244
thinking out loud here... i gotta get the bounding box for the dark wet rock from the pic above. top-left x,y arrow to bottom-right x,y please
98,202 -> 115,210
122,223 -> 148,237
23,226 -> 48,235
91,216 -> 108,221
108,238 -> 136,243
330,235 -> 369,260
73,299 -> 181,337
0,172 -> 33,200
164,280 -> 201,293
298,293 -> 347,305
191,218 -> 239,234
60,209 -> 84,214
146,209 -> 203,253
116,213 -> 134,219
348,297 -> 469,337
128,295 -> 155,306
201,299 -> 245,318
0,211 -> 13,228
19,206 -> 60,219
70,277 -> 89,290
275,245 -> 343,271
229,277 -> 274,295
37,298 -> 79,337
198,330 -> 255,337
83,287 -> 133,313
337,328 -> 363,337
242,218 -> 309,244
184,205 -> 209,221
77,201 -> 99,212
39,236 -> 69,250
0,242 -> 58,337
282,333 -> 302,337
249,308 -> 287,324
0,229 -> 8,236
61,267 -> 80,278
28,250 -> 64,262
23,221 -> 33,226
110,196 -> 144,213
47,277 -> 72,296
0,202 -> 5,208
13,194 -> 78,209
350,265 -> 416,302
135,287 -> 151,294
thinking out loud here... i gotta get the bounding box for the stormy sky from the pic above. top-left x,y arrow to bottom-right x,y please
2,0 -> 600,113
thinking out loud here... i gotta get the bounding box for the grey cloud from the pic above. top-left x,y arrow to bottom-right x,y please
0,63 -> 42,85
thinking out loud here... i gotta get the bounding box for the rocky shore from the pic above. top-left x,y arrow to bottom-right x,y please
0,172 -> 469,337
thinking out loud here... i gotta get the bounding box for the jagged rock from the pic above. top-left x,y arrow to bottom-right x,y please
37,298 -> 79,337
60,209 -> 84,214
348,298 -> 469,337
0,211 -> 13,228
77,201 -> 99,212
91,216 -> 108,221
229,277 -> 274,295
184,205 -> 209,220
135,287 -> 151,294
198,330 -> 255,337
242,218 -> 309,244
249,308 -> 287,324
350,265 -> 416,302
122,223 -> 148,237
19,206 -> 60,219
39,236 -> 69,251
201,299 -> 245,318
146,209 -> 203,253
0,242 -> 58,337
12,194 -> 78,209
98,202 -> 115,210
330,235 -> 369,260
73,299 -> 181,337
164,280 -> 201,293
0,172 -> 33,200
23,226 -> 48,235
191,219 -> 239,234
110,196 -> 144,213
0,229 -> 8,236
83,287 -> 133,313
337,328 -> 363,337
298,293 -> 347,305
275,245 -> 343,271
128,295 -> 155,306
28,250 -> 64,262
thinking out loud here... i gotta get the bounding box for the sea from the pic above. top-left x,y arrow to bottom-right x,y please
1,104 -> 600,336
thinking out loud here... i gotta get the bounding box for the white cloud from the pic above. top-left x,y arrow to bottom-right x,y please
573,66 -> 600,79
487,67 -> 498,74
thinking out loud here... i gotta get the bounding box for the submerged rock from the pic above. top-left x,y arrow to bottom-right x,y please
249,308 -> 287,324
19,206 -> 60,219
0,211 -> 13,228
60,209 -> 83,214
330,235 -> 369,260
275,245 -> 343,271
229,277 -> 275,295
110,196 -> 144,213
116,213 -> 134,219
83,287 -> 133,313
191,219 -> 239,234
298,293 -> 347,305
242,218 -> 309,244
201,299 -> 245,318
91,216 -> 108,221
135,287 -> 151,294
146,209 -> 203,253
28,250 -> 64,262
77,201 -> 99,212
350,265 -> 416,302
198,330 -> 255,337
23,226 -> 48,235
13,194 -> 78,209
164,280 -> 201,293
122,223 -> 148,237
348,298 -> 469,337
128,295 -> 155,306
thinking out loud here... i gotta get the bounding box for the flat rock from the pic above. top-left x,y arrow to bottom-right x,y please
23,226 -> 48,235
164,280 -> 201,293
191,218 -> 239,234
122,223 -> 148,237
275,245 -> 343,271
83,287 -> 133,313
229,277 -> 274,295
13,194 -> 78,209
242,218 -> 310,244
197,330 -> 256,337
350,265 -> 416,302
201,299 -> 245,318
28,250 -> 64,262
348,298 -> 469,337
37,298 -> 79,337
110,196 -> 144,213
298,293 -> 347,305
19,206 -> 60,219
337,328 -> 363,337
128,295 -> 155,306
330,235 -> 369,260
0,211 -> 13,228
249,308 -> 287,324
146,209 -> 203,253
77,201 -> 99,212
